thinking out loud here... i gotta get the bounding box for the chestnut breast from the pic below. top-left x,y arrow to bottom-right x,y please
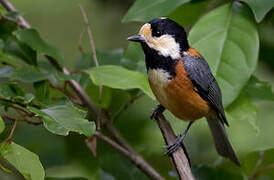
148,60 -> 210,121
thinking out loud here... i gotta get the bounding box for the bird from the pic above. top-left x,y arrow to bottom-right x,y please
127,17 -> 240,166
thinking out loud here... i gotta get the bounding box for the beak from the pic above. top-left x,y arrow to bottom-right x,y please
127,34 -> 145,42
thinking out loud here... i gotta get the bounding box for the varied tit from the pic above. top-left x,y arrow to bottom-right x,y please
127,17 -> 240,166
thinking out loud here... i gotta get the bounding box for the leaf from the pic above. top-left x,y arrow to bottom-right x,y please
86,65 -> 154,99
99,169 -> 115,180
0,66 -> 14,78
0,142 -> 45,180
193,165 -> 243,180
0,19 -> 17,39
168,0 -> 211,26
12,65 -> 51,83
227,94 -> 259,134
0,5 -> 7,15
85,83 -> 112,109
122,0 -> 190,23
4,36 -> 37,66
0,20 -> 37,65
33,81 -> 51,105
45,178 -> 88,180
13,29 -> 63,67
75,49 -> 124,70
121,43 -> 145,72
0,116 -> 5,134
189,2 -> 259,107
0,82 -> 25,100
243,0 -> 274,23
244,76 -> 274,101
28,103 -> 95,136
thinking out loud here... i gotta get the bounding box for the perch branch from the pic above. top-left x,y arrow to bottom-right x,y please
156,113 -> 194,180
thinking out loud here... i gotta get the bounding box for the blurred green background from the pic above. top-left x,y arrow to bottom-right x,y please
1,0 -> 274,179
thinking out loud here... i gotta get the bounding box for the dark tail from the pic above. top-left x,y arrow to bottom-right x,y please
206,118 -> 240,166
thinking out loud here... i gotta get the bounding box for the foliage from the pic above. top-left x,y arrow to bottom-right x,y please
0,0 -> 274,179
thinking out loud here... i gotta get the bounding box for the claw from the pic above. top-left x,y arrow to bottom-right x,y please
150,105 -> 165,120
163,134 -> 186,156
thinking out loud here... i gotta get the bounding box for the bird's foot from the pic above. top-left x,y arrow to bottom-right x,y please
150,104 -> 165,120
163,134 -> 186,156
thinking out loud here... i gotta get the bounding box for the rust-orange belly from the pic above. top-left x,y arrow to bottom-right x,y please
148,60 -> 210,121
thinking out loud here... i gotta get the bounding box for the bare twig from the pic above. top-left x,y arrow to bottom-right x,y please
85,136 -> 97,156
7,119 -> 17,141
78,4 -> 99,67
105,122 -> 136,153
254,151 -> 265,170
0,118 -> 18,146
249,164 -> 274,180
2,112 -> 42,126
0,0 -> 30,29
93,131 -> 165,180
78,28 -> 85,54
79,4 -> 102,130
48,82 -> 83,106
156,113 -> 194,180
111,92 -> 144,123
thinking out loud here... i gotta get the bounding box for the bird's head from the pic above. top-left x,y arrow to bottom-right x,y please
127,18 -> 189,59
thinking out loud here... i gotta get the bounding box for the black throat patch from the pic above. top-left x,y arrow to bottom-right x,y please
141,43 -> 178,78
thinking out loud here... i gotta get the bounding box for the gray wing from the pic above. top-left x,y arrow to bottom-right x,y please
182,55 -> 228,126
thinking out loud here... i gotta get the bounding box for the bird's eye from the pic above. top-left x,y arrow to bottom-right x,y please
156,31 -> 161,36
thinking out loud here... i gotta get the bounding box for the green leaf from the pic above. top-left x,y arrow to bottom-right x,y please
0,142 -> 45,180
86,65 -> 154,99
122,0 -> 190,23
122,43 -> 145,72
33,81 -> 51,105
0,20 -> 36,65
0,66 -> 14,78
227,94 -> 258,134
28,103 -> 95,136
85,83 -> 112,109
189,2 -> 259,107
12,65 -> 51,83
0,116 -> 5,134
0,19 -> 17,39
45,178 -> 88,180
244,76 -> 274,101
243,0 -> 274,23
75,49 -> 124,70
0,5 -> 7,15
4,36 -> 37,66
0,82 -> 25,100
193,165 -> 242,180
168,0 -> 211,26
13,29 -> 63,67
